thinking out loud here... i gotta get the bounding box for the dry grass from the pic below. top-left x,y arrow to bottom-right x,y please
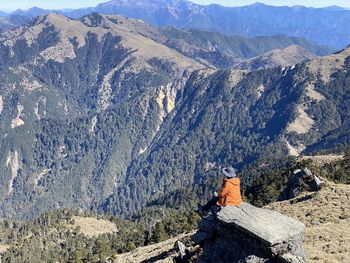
305,82 -> 325,102
300,154 -> 344,166
227,70 -> 246,88
4,13 -> 203,68
286,105 -> 314,134
307,47 -> 350,83
241,44 -> 315,70
0,244 -> 10,263
72,216 -> 118,238
114,232 -> 194,263
267,180 -> 350,262
0,244 -> 10,253
285,139 -> 305,157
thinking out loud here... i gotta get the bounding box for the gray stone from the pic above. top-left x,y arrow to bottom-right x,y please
217,203 -> 305,247
240,255 -> 269,263
313,175 -> 323,189
193,202 -> 306,263
280,168 -> 322,200
279,253 -> 305,263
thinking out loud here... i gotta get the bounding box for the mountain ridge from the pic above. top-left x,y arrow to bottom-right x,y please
1,0 -> 350,48
234,45 -> 316,70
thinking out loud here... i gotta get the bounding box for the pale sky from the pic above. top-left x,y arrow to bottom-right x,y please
1,0 -> 349,12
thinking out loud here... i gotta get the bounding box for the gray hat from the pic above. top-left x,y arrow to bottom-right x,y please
222,167 -> 237,178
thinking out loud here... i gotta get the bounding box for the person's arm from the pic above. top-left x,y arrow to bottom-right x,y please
218,182 -> 230,197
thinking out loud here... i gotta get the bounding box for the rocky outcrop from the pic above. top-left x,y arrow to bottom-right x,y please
193,203 -> 306,262
279,168 -> 323,201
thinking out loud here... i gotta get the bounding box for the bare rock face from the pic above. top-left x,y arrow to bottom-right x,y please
193,203 -> 306,263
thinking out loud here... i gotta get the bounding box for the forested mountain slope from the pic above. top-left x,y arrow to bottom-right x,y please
0,12 -> 349,220
104,47 -> 350,215
0,13 -> 203,219
159,29 -> 332,68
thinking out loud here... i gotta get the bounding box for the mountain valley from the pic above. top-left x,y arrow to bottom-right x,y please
0,12 -> 349,220
0,1 -> 349,262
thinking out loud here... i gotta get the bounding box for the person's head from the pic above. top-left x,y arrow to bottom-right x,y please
222,167 -> 237,179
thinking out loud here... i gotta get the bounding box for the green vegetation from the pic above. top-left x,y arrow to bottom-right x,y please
0,208 -> 199,263
1,13 -> 350,223
2,152 -> 349,262
312,151 -> 350,184
244,161 -> 307,207
244,150 -> 350,206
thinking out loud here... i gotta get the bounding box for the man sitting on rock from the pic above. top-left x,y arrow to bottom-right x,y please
197,167 -> 242,216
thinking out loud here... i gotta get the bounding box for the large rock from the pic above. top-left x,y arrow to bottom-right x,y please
279,168 -> 323,200
193,203 -> 306,263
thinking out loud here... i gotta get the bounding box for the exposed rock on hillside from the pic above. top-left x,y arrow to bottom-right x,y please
279,168 -> 323,201
193,203 -> 305,262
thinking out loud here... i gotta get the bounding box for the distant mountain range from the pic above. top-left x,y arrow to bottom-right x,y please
0,12 -> 349,220
1,0 -> 350,49
0,15 -> 30,30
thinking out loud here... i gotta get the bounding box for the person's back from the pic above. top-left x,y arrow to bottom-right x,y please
198,167 -> 242,216
217,177 -> 242,206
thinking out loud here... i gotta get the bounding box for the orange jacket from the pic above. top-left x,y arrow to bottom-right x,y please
217,178 -> 242,206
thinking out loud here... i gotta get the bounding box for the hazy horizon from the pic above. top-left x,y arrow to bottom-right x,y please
1,0 -> 350,12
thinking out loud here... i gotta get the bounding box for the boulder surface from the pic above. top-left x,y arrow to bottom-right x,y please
193,203 -> 306,263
